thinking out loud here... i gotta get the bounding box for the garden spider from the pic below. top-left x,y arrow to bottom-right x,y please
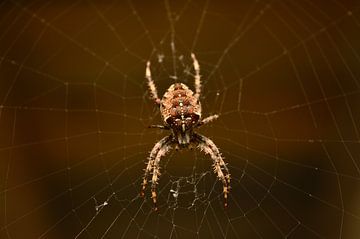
140,53 -> 230,210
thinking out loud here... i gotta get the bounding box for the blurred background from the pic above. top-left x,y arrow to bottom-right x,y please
1,0 -> 360,238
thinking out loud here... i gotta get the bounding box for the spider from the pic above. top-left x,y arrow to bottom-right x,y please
140,53 -> 230,210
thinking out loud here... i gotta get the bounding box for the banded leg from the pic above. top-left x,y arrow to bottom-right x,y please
140,136 -> 171,198
148,125 -> 170,130
195,134 -> 230,207
191,53 -> 201,101
151,142 -> 172,211
198,114 -> 219,127
145,61 -> 161,104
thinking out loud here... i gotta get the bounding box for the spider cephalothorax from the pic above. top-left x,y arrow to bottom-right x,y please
140,53 -> 230,210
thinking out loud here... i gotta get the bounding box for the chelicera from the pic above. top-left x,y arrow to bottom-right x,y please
140,53 -> 230,210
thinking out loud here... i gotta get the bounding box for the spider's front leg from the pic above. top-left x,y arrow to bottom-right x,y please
145,61 -> 161,104
141,136 -> 172,211
140,136 -> 170,197
150,142 -> 172,211
195,134 -> 230,208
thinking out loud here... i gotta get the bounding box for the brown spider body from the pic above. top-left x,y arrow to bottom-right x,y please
160,83 -> 201,145
141,54 -> 230,210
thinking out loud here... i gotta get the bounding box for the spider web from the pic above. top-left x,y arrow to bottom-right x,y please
1,0 -> 360,238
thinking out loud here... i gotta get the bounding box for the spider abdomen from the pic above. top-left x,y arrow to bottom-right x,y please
160,83 -> 201,131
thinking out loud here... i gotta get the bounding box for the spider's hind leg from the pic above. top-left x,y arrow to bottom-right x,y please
145,61 -> 161,104
191,53 -> 201,101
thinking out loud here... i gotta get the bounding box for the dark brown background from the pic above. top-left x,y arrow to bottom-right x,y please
1,0 -> 360,238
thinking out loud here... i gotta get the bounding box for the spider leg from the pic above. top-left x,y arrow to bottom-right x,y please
197,114 -> 219,127
140,136 -> 171,198
145,61 -> 161,104
141,136 -> 173,211
148,125 -> 170,130
150,141 -> 172,211
191,53 -> 201,101
195,133 -> 230,208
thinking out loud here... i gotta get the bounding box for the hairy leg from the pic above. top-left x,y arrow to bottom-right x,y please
195,133 -> 230,207
145,61 -> 161,104
198,114 -> 219,127
150,142 -> 172,211
191,53 -> 201,101
140,136 -> 171,198
148,125 -> 170,130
